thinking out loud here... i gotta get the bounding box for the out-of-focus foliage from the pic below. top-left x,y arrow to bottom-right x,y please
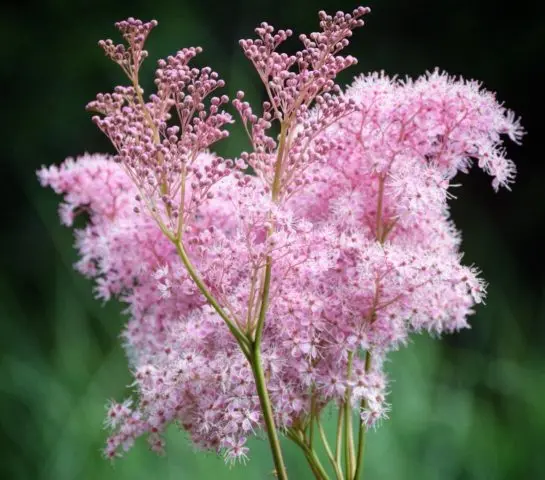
1,0 -> 543,479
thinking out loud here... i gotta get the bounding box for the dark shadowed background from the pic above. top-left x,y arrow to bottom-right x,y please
1,0 -> 544,479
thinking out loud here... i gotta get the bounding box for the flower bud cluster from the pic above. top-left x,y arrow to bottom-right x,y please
99,18 -> 158,77
239,7 -> 369,119
235,7 -> 370,200
90,21 -> 237,238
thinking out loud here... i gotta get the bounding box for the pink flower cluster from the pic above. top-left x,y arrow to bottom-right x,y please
38,7 -> 522,466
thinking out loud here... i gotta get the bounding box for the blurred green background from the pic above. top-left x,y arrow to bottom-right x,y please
1,0 -> 543,479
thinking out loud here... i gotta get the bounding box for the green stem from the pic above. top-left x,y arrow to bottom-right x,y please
246,119 -> 290,478
353,352 -> 372,480
375,175 -> 385,242
308,392 -> 316,449
344,352 -> 356,480
251,348 -> 289,480
305,449 -> 330,480
254,256 -> 272,346
317,417 -> 344,480
352,404 -> 367,480
287,429 -> 330,480
271,122 -> 288,201
254,121 -> 288,345
335,406 -> 344,468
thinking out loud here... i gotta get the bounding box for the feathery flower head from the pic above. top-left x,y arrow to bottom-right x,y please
38,5 -> 522,468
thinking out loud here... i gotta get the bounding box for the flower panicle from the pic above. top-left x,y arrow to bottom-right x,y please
38,5 -> 523,470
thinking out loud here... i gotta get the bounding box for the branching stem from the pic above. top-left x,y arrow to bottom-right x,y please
173,240 -> 251,358
317,417 -> 344,480
344,351 -> 356,479
353,352 -> 372,480
287,428 -> 330,480
250,119 -> 290,478
335,406 -> 344,467
250,348 -> 288,480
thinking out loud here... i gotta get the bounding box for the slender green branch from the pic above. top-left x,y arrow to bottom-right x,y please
352,171 -> 391,479
317,417 -> 344,480
344,352 -> 356,479
254,121 -> 288,345
375,175 -> 385,242
247,115 -> 290,479
250,352 -> 288,480
287,429 -> 330,480
272,121 -> 288,201
250,252 -> 288,480
343,401 -> 350,479
305,448 -> 330,480
308,392 -> 316,449
177,166 -> 186,238
305,454 -> 324,480
352,398 -> 367,480
174,240 -> 251,357
129,71 -> 172,199
335,406 -> 344,468
353,352 -> 372,480
254,255 -> 272,346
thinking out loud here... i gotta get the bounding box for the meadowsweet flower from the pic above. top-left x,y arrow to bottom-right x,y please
39,6 -> 522,478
